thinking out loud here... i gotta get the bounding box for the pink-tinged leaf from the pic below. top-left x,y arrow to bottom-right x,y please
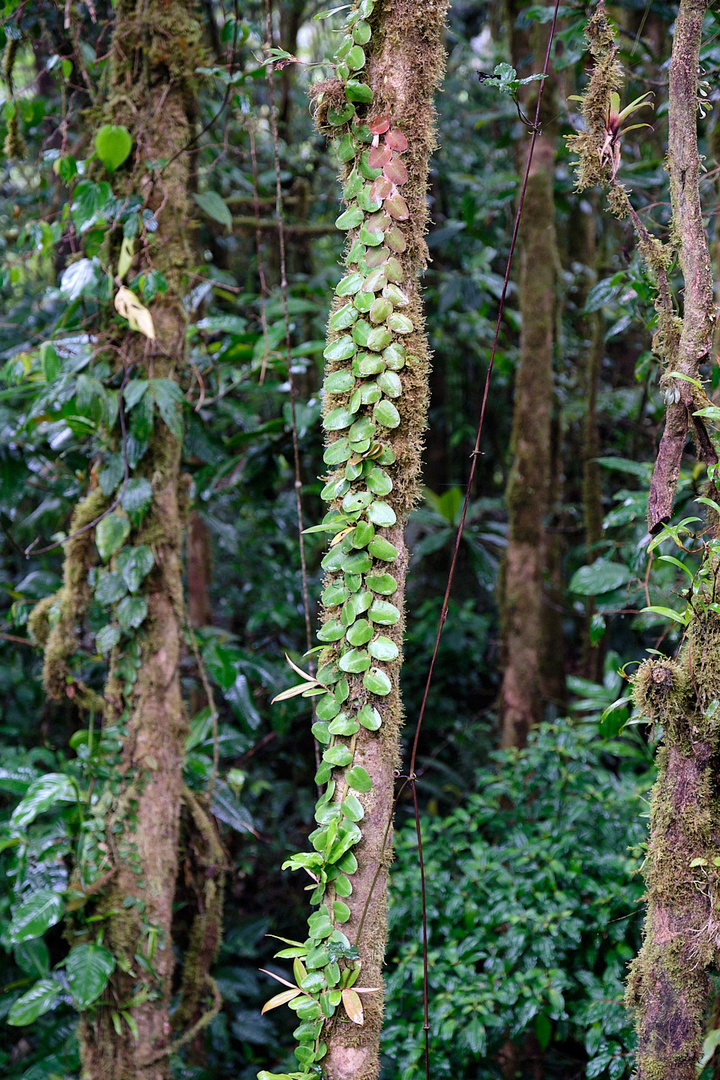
342,988 -> 364,1025
384,191 -> 409,220
365,246 -> 388,268
368,144 -> 392,169
261,988 -> 302,1014
366,211 -> 390,232
271,682 -> 316,703
284,653 -> 320,684
385,129 -> 409,152
369,176 -> 392,202
354,985 -> 382,993
385,225 -> 407,253
383,158 -> 408,186
259,968 -> 299,990
368,114 -> 390,134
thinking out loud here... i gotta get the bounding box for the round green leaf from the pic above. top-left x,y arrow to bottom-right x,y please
318,619 -> 346,642
329,303 -> 359,331
355,352 -> 385,376
95,124 -> 133,173
336,272 -> 365,297
316,693 -> 341,722
324,370 -> 356,394
368,635 -> 399,661
351,520 -> 375,548
374,399 -> 400,428
343,551 -> 372,575
346,45 -> 366,70
377,371 -> 402,398
363,667 -> 392,696
324,438 -> 352,465
334,900 -> 351,923
352,319 -> 372,347
346,765 -> 372,793
328,712 -> 360,736
348,416 -> 376,443
322,583 -> 350,608
367,501 -> 396,527
323,744 -> 354,767
369,600 -> 401,625
370,297 -> 392,324
345,80 -> 373,104
96,511 -> 131,562
383,342 -> 406,370
368,537 -> 398,561
346,618 -> 373,646
312,721 -> 331,745
367,327 -> 393,352
324,335 -> 356,362
66,943 -> 115,1009
366,467 -> 393,496
338,648 -> 371,673
324,407 -> 355,432
335,205 -> 364,231
366,573 -> 397,596
357,703 -> 382,730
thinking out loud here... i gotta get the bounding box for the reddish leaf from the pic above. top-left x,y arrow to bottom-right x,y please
366,210 -> 390,232
384,190 -> 410,220
368,144 -> 393,169
383,158 -> 408,186
369,176 -> 392,202
368,114 -> 390,134
385,225 -> 407,253
386,128 -> 409,152
365,246 -> 389,268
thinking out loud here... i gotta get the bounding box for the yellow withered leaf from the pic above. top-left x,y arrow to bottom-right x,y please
114,286 -> 155,341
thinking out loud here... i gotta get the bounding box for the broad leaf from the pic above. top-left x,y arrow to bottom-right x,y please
8,889 -> 65,944
7,979 -> 61,1026
66,943 -> 116,1008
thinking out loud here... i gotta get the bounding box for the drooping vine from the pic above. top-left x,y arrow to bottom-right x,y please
260,2 -> 447,1079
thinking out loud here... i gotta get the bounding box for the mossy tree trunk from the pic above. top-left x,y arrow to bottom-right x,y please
626,3 -> 719,1078
73,4 -> 210,1078
314,4 -> 447,1079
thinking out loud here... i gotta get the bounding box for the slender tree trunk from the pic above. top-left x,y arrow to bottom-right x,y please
309,5 -> 448,1079
76,5 -> 204,1077
499,130 -> 556,748
626,4 -> 719,1079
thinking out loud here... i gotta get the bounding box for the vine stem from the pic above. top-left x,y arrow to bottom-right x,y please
264,0 -> 320,775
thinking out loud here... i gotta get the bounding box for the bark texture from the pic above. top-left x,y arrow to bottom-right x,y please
77,4 -> 204,1078
499,132 -> 556,748
626,4 -> 720,1078
320,4 -> 447,1079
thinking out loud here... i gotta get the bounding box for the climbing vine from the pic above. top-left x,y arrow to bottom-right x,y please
259,1 -> 447,1077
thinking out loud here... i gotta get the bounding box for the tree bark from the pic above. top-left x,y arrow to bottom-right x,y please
77,4 -> 203,1077
626,4 -> 719,1078
499,131 -> 556,748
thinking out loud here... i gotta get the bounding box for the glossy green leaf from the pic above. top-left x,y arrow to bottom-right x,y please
342,550 -> 372,574
336,272 -> 365,297
324,407 -> 355,432
367,501 -> 396,527
7,979 -> 61,1026
351,520 -> 375,548
324,370 -> 356,394
366,467 -> 393,495
323,744 -> 354,767
95,124 -> 133,173
357,703 -> 382,730
96,624 -> 121,654
363,667 -> 392,695
368,600 -> 401,625
95,571 -> 127,606
117,595 -> 148,631
569,559 -> 632,596
318,619 -> 346,642
367,327 -> 393,352
312,721 -> 331,745
377,371 -> 402,398
346,765 -> 372,793
368,635 -> 398,661
368,536 -> 398,561
366,573 -> 397,595
67,943 -> 116,1008
374,399 -> 400,428
328,712 -> 360,736
116,544 -> 155,594
324,335 -> 356,362
8,889 -> 65,944
12,773 -> 77,828
121,478 -> 153,523
346,618 -> 373,646
335,205 -> 364,231
345,80 -> 373,103
329,303 -> 359,331
322,583 -> 350,608
96,511 -> 131,562
324,438 -> 352,464
338,648 -> 371,673
334,900 -> 351,922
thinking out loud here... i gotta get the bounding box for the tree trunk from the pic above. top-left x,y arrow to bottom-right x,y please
76,5 -> 204,1077
626,3 -> 718,1078
499,131 -> 556,748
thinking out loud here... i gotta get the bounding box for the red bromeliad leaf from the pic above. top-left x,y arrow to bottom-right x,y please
368,114 -> 390,134
383,157 -> 408,186
385,128 -> 409,152
369,175 -> 392,202
368,144 -> 393,169
384,190 -> 409,220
